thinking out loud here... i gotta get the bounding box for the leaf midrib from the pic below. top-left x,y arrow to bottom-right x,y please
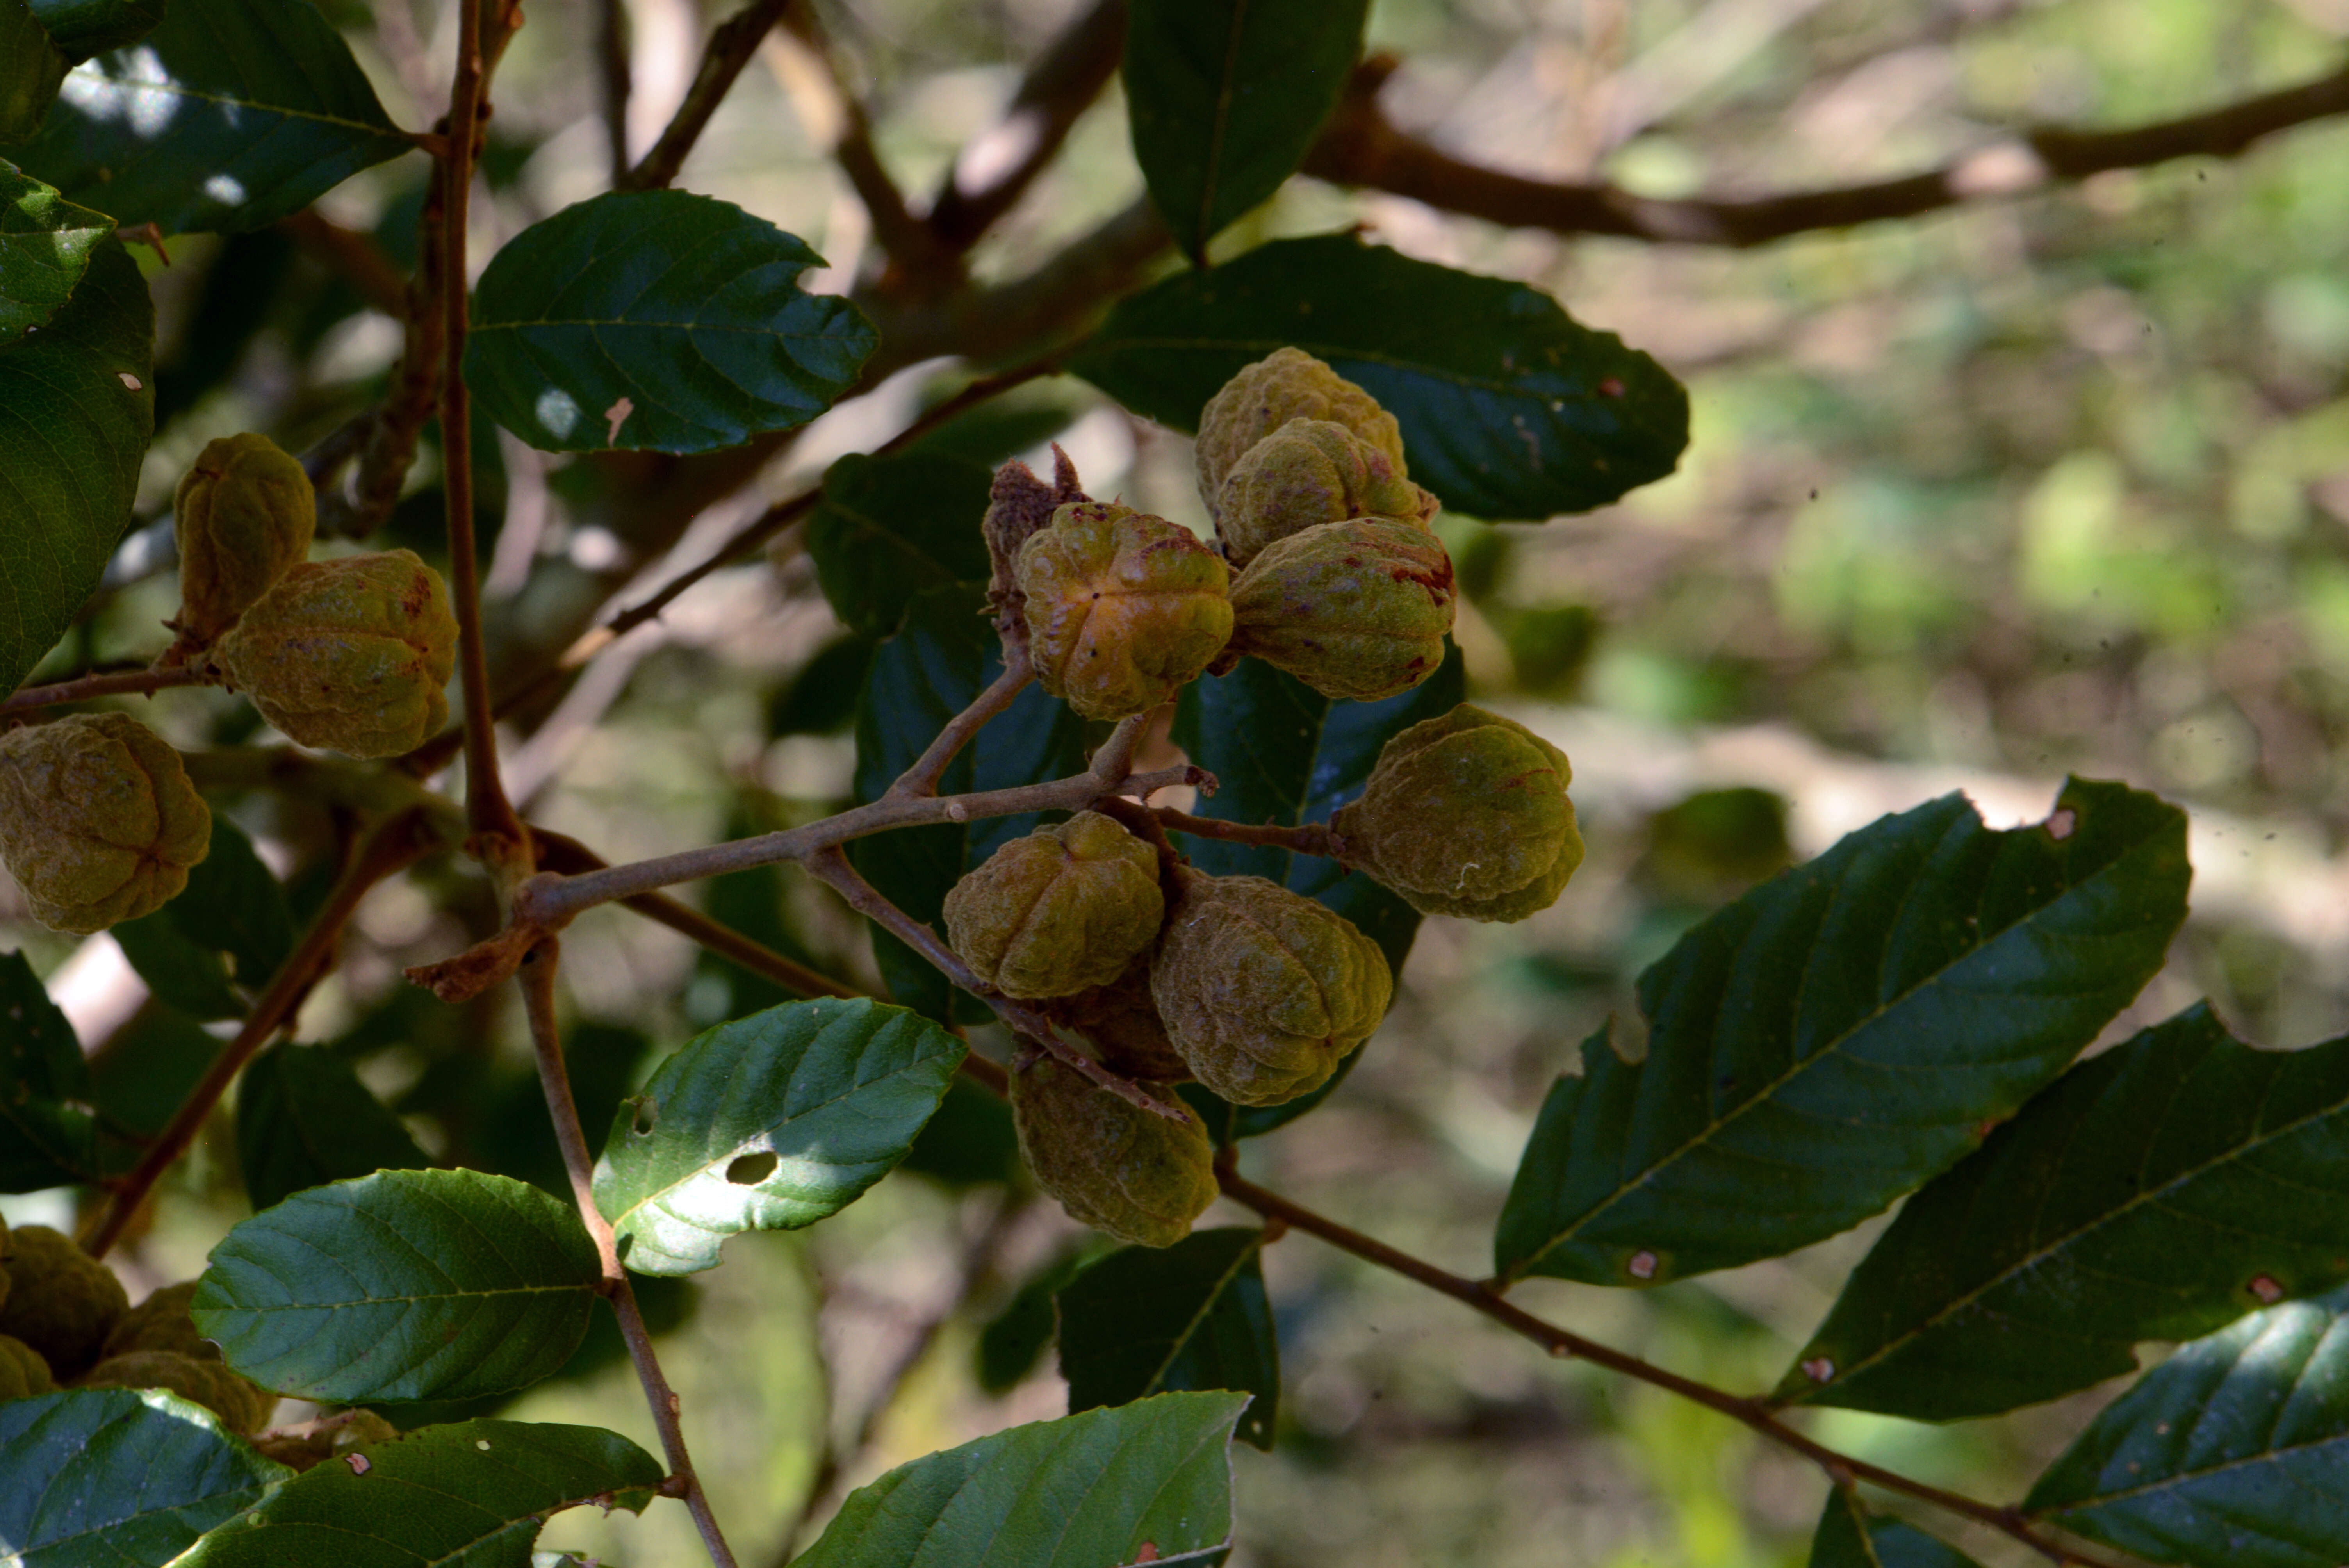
62,70 -> 399,139
1137,1237 -> 1261,1399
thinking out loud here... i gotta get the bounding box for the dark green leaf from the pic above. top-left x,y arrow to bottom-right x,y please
902,1072 -> 1020,1190
1058,1227 -> 1279,1450
792,1392 -> 1249,1568
235,1042 -> 431,1212
466,189 -> 878,455
0,238 -> 151,693
592,996 -> 965,1275
805,451 -> 994,637
0,160 -> 108,347
28,0 -> 165,61
0,0 -> 68,144
0,1389 -> 292,1568
12,0 -> 409,233
1123,0 -> 1368,260
192,1169 -> 603,1402
1809,1488 -> 1984,1568
1069,232 -> 1688,520
113,818 -> 295,1019
848,583 -> 1089,1023
1170,640 -> 1463,1139
89,1007 -> 220,1139
2025,1283 -> 2349,1568
0,948 -> 102,1190
1781,1005 -> 2349,1420
1495,778 -> 2190,1289
769,633 -> 875,738
976,1243 -> 1094,1393
179,1420 -> 661,1568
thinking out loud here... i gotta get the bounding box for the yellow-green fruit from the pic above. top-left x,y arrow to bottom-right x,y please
1016,502 -> 1233,721
0,1225 -> 129,1380
214,549 -> 457,759
0,1334 -> 53,1399
1061,960 -> 1190,1081
0,713 -> 212,934
102,1280 -> 213,1362
943,811 -> 1166,999
1195,349 -> 1406,526
173,433 -> 315,648
1334,705 -> 1584,922
1011,1058 -> 1217,1248
1150,870 -> 1392,1107
1226,517 -> 1455,702
81,1351 -> 273,1432
1216,420 -> 1438,570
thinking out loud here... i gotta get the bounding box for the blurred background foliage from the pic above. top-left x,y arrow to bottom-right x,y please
9,0 -> 2349,1563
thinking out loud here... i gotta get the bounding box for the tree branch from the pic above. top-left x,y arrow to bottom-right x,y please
885,649 -> 1033,800
1305,54 -> 2349,248
80,808 -> 438,1258
621,0 -> 797,192
1153,807 -> 1338,858
518,940 -> 740,1568
1215,1170 -> 2133,1568
779,5 -> 945,280
2,665 -> 213,715
596,0 -> 631,183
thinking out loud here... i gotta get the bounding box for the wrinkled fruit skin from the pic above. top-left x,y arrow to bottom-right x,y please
1011,1058 -> 1217,1247
1017,503 -> 1233,721
1227,517 -> 1456,702
173,433 -> 315,649
1216,419 -> 1437,570
1195,349 -> 1407,526
1335,704 -> 1584,922
1059,960 -> 1190,1081
0,1333 -> 53,1399
0,713 -> 212,934
0,1226 -> 129,1381
81,1350 -> 273,1432
102,1280 -> 212,1362
944,811 -> 1166,998
1150,870 -> 1393,1107
215,549 -> 458,759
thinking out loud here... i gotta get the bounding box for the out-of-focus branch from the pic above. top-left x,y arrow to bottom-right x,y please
2,665 -> 212,715
278,210 -> 410,316
776,7 -> 946,279
623,0 -> 796,191
598,0 -> 632,182
1305,54 -> 2349,248
923,0 -> 1127,254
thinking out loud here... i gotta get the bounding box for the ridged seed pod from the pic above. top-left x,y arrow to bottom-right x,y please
1150,870 -> 1392,1106
0,1333 -> 53,1399
172,433 -> 315,650
101,1280 -> 212,1363
943,811 -> 1166,999
1016,502 -> 1233,721
1059,959 -> 1191,1081
1195,349 -> 1406,526
1334,704 -> 1584,922
81,1349 -> 274,1432
1011,1058 -> 1218,1248
0,1225 -> 129,1381
1215,419 -> 1437,570
214,549 -> 458,759
1226,517 -> 1455,702
0,713 -> 211,934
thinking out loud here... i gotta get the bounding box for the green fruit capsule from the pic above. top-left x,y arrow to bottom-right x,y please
172,433 -> 315,650
1012,1058 -> 1218,1248
0,1225 -> 129,1381
1216,419 -> 1436,570
1225,517 -> 1455,702
0,713 -> 212,934
1195,348 -> 1406,527
943,811 -> 1166,1000
1016,502 -> 1233,721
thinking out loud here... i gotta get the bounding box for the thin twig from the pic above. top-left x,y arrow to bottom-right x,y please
1153,807 -> 1338,857
622,0 -> 797,192
518,941 -> 740,1568
886,649 -> 1034,799
80,809 -> 437,1258
278,210 -> 410,316
1215,1170 -> 2133,1568
1305,54 -> 2349,249
2,665 -> 212,715
596,0 -> 631,182
779,5 -> 943,279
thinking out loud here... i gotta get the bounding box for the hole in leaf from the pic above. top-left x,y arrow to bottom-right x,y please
726,1151 -> 778,1185
631,1099 -> 657,1135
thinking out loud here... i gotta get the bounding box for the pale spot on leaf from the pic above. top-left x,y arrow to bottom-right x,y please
1627,1250 -> 1657,1279
605,396 -> 634,444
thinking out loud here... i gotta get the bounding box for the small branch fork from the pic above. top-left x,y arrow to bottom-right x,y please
1,665 -> 214,716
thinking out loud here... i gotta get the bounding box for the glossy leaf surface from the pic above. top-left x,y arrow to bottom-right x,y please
805,451 -> 993,637
0,0 -> 68,143
0,948 -> 103,1190
235,1042 -> 432,1212
1124,0 -> 1368,258
12,0 -> 409,233
1057,1227 -> 1279,1450
1809,1488 -> 1984,1568
792,1392 -> 1249,1568
0,238 -> 150,693
112,816 -> 294,1020
28,0 -> 166,60
1496,779 -> 2189,1288
178,1420 -> 661,1568
192,1169 -> 602,1402
1069,232 -> 1688,519
1782,1005 -> 2349,1419
0,160 -> 107,347
467,189 -> 877,454
2025,1284 -> 2349,1568
0,1389 -> 291,1568
593,997 -> 965,1275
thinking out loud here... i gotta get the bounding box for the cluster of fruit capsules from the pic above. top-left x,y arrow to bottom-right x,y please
955,351 -> 1588,1247
0,435 -> 460,935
